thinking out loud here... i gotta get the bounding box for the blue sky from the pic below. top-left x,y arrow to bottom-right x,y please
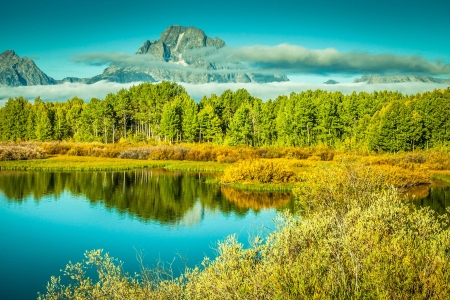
1,0 -> 449,80
0,0 -> 450,106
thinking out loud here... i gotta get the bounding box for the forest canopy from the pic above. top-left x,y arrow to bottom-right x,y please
1,82 -> 449,152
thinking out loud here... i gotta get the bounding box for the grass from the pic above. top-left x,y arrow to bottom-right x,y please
225,182 -> 295,192
0,155 -> 229,172
430,171 -> 450,184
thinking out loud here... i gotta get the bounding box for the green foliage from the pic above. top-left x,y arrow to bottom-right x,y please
0,84 -> 449,151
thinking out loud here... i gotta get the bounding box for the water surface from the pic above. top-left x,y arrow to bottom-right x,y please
0,170 -> 293,300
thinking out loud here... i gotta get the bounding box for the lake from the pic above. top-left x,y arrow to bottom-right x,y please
0,169 -> 294,300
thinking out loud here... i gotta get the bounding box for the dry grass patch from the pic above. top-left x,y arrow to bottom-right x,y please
0,142 -> 46,161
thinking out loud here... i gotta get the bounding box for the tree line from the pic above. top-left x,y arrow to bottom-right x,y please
1,81 -> 449,152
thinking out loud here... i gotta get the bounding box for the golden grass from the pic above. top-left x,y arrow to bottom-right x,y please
0,155 -> 229,172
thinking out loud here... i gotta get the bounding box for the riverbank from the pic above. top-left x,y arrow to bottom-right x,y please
2,145 -> 450,192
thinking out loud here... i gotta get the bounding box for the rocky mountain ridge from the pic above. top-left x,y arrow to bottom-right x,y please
354,74 -> 450,84
0,50 -> 57,86
92,25 -> 288,84
0,26 -> 289,85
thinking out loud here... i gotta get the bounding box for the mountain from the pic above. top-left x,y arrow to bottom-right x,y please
0,50 -> 56,86
91,25 -> 289,84
354,74 -> 450,84
324,79 -> 339,84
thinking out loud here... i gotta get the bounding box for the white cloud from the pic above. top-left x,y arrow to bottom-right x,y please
190,44 -> 450,75
1,81 -> 447,107
71,45 -> 450,77
0,81 -> 142,104
181,82 -> 450,100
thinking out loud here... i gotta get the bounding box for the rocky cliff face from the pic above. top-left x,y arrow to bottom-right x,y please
93,25 -> 289,84
354,74 -> 450,84
0,50 -> 56,86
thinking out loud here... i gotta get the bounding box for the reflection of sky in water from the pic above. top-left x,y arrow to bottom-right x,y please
0,170 -> 285,300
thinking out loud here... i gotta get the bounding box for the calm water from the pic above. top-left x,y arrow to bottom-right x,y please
410,182 -> 450,214
0,170 -> 294,300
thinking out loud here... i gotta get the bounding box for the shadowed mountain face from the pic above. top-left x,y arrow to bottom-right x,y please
0,50 -> 56,86
354,74 -> 450,84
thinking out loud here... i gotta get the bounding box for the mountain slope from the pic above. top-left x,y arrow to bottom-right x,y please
354,74 -> 450,84
0,50 -> 56,86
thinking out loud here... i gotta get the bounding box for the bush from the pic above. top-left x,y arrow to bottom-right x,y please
0,143 -> 46,161
221,159 -> 297,184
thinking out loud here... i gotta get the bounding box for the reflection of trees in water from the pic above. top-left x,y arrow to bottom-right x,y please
410,182 -> 450,215
0,170 -> 291,224
220,186 -> 293,211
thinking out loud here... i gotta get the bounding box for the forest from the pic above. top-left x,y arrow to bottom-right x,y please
1,82 -> 449,152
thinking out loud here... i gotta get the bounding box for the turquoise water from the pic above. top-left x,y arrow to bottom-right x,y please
0,170 -> 293,299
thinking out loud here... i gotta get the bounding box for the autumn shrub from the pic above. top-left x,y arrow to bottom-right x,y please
66,144 -> 94,156
118,147 -> 155,160
39,142 -> 73,155
0,143 -> 46,161
221,159 -> 297,184
363,150 -> 450,171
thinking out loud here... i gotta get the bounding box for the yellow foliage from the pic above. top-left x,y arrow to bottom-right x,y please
221,159 -> 297,184
220,186 -> 292,210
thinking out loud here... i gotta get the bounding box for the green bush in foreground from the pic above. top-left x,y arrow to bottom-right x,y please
39,166 -> 450,299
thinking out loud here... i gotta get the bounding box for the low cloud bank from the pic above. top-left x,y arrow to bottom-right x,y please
0,81 -> 448,106
191,44 -> 450,75
73,44 -> 450,76
0,81 -> 141,105
182,82 -> 450,100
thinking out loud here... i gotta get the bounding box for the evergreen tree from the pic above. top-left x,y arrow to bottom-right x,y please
227,104 -> 253,146
197,105 -> 222,143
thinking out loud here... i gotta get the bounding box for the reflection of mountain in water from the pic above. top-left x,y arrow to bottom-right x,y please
0,170 -> 293,225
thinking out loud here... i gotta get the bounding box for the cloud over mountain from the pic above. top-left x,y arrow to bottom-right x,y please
73,44 -> 450,77
189,44 -> 450,75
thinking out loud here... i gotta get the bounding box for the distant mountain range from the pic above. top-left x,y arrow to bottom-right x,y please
2,26 -> 450,86
324,79 -> 339,84
354,74 -> 450,84
0,26 -> 288,85
0,50 -> 57,86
